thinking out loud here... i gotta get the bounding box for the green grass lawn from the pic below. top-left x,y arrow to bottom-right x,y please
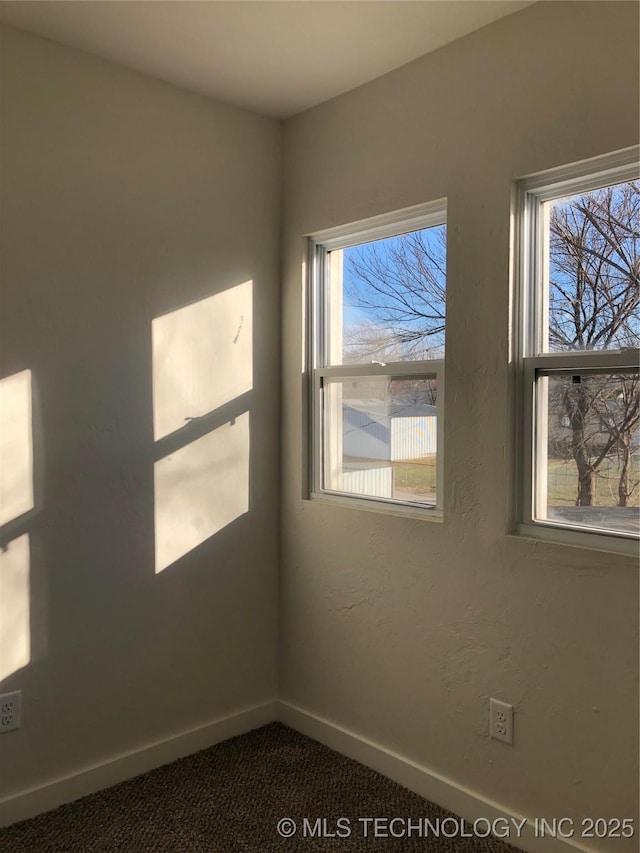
344,455 -> 437,497
344,454 -> 639,508
391,456 -> 437,494
547,457 -> 640,507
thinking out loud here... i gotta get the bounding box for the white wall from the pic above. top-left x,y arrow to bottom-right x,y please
0,26 -> 281,799
281,2 -> 639,849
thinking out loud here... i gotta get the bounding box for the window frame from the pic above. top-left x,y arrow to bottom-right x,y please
307,199 -> 447,518
514,147 -> 640,553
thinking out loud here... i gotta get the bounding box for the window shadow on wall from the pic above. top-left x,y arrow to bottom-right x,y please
151,281 -> 253,573
0,370 -> 36,682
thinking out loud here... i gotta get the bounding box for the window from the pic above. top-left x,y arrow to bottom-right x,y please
308,200 -> 446,516
516,149 -> 640,548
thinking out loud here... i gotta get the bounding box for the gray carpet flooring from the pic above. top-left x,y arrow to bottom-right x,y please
0,723 -> 522,852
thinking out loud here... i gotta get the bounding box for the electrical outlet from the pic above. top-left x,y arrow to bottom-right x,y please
0,690 -> 22,733
490,698 -> 513,745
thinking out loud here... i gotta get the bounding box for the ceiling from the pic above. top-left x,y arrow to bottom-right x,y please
0,1 -> 536,119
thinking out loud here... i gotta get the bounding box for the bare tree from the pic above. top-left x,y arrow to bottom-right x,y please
610,375 -> 640,507
548,181 -> 639,351
344,226 -> 446,362
549,181 -> 639,505
556,373 -> 639,506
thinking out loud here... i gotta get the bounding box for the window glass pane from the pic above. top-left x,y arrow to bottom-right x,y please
537,372 -> 639,535
323,376 -> 438,506
544,180 -> 639,353
327,225 -> 446,365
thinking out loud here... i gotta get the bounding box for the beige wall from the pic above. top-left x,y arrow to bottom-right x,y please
281,2 -> 639,847
0,26 -> 281,795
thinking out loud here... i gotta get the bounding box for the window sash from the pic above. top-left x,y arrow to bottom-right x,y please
521,357 -> 639,541
308,201 -> 448,515
312,362 -> 444,512
518,150 -> 640,360
516,148 -> 640,544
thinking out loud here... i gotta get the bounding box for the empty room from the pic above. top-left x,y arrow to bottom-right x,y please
0,2 -> 638,851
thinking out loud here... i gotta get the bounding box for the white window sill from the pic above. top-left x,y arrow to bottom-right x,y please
516,522 -> 639,558
309,491 -> 443,522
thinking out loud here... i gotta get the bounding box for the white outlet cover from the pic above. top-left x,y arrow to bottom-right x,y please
0,690 -> 22,733
490,697 -> 513,745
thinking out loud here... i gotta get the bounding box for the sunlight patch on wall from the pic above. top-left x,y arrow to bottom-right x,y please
0,534 -> 30,681
154,412 -> 250,573
0,370 -> 33,527
152,282 -> 253,441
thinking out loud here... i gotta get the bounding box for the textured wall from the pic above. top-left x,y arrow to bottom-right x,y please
280,2 -> 639,848
0,26 -> 281,795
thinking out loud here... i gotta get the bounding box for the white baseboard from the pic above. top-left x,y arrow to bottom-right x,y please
278,701 -> 595,853
0,698 -> 609,853
0,699 -> 277,828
